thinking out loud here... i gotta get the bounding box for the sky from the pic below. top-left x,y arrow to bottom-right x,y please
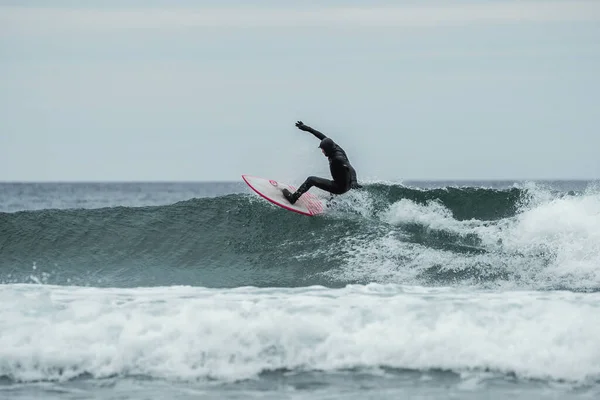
1,0 -> 599,182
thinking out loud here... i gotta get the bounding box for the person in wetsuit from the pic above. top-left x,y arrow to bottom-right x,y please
282,121 -> 361,204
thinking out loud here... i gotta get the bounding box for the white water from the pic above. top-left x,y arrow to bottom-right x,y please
1,284 -> 599,384
328,185 -> 600,290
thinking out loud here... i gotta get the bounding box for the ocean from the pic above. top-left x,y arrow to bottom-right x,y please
1,180 -> 599,399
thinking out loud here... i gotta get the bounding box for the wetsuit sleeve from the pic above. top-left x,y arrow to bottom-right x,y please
304,126 -> 327,140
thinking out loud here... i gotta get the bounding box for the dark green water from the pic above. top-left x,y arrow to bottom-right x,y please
1,183 -> 590,289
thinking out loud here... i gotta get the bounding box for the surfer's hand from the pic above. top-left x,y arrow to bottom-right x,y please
295,121 -> 309,131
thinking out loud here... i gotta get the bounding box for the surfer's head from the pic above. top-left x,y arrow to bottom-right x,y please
318,138 -> 335,157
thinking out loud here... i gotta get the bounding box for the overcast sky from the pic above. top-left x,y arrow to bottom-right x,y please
1,0 -> 599,182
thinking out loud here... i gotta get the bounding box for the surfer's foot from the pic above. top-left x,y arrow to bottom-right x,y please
282,189 -> 299,204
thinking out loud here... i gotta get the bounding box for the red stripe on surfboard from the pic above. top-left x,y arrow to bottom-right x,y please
306,192 -> 324,213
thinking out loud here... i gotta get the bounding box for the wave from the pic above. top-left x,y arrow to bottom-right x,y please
1,284 -> 599,384
1,183 -> 599,291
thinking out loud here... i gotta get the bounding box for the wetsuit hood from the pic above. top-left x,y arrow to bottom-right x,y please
319,138 -> 336,157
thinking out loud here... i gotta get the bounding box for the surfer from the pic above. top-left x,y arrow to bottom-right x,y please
282,121 -> 361,204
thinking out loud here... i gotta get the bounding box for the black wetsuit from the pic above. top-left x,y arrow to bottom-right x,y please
293,124 -> 360,199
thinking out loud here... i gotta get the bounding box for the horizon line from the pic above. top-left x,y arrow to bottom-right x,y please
1,178 -> 598,184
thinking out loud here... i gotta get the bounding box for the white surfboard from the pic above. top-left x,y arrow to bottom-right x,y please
242,175 -> 324,216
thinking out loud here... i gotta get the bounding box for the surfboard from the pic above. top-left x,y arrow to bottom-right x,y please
242,175 -> 324,216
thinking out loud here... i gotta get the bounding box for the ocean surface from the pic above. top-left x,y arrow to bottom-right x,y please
1,180 -> 600,399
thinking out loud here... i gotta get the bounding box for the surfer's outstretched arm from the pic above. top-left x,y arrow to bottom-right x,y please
295,121 -> 326,140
